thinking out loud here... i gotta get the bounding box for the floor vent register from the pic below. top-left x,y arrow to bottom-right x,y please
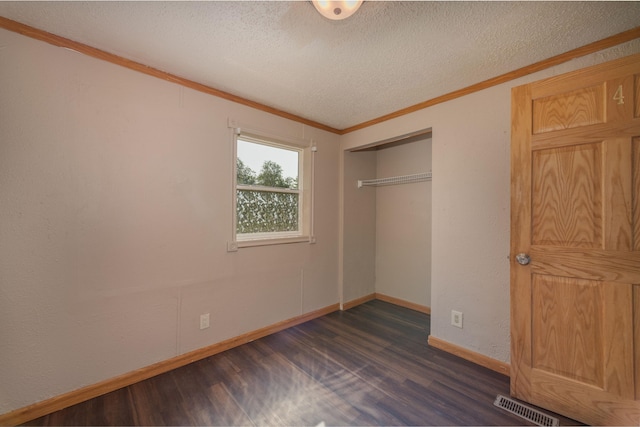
494,395 -> 560,426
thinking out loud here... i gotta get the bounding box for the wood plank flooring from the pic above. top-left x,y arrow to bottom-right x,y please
25,300 -> 580,426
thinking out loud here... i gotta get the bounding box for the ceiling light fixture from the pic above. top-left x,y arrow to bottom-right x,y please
312,0 -> 363,20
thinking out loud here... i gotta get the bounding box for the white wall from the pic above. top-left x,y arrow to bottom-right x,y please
0,28 -> 340,414
341,40 -> 640,364
375,138 -> 432,307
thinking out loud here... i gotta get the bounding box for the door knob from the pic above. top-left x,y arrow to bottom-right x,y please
515,253 -> 531,265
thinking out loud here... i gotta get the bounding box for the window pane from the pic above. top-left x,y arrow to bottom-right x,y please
237,139 -> 299,189
236,189 -> 299,234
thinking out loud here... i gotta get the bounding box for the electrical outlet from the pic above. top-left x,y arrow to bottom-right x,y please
199,313 -> 210,330
451,310 -> 463,328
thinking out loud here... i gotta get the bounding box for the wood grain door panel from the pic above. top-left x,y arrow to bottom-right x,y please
634,138 -> 640,250
531,142 -> 603,248
532,84 -> 605,134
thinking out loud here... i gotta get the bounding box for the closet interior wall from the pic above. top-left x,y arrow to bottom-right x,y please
375,136 -> 432,308
342,135 -> 432,309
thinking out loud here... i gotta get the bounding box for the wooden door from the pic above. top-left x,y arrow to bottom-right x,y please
511,53 -> 640,425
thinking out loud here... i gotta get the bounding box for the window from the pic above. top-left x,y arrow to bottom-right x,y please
231,129 -> 314,248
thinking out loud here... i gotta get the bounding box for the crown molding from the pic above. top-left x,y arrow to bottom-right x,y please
1,16 -> 639,136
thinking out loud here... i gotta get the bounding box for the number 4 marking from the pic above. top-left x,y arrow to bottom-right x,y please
613,85 -> 624,105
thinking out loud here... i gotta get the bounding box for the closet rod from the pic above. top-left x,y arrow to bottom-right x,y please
358,172 -> 432,188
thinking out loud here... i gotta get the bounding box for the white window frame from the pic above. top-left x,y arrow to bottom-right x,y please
228,123 -> 315,250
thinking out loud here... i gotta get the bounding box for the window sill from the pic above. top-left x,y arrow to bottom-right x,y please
227,236 -> 315,251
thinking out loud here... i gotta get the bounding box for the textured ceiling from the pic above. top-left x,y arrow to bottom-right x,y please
1,1 -> 640,130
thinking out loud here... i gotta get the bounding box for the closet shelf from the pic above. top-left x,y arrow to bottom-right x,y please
357,172 -> 432,188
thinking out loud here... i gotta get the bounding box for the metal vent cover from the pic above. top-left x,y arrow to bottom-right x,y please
494,395 -> 559,426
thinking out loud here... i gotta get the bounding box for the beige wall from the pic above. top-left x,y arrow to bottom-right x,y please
0,28 -> 340,414
341,150 -> 377,304
375,138 -> 432,307
341,39 -> 640,365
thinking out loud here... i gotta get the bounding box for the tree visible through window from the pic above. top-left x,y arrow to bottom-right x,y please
236,137 -> 302,238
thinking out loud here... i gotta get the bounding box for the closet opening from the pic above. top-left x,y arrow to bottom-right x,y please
341,128 -> 432,313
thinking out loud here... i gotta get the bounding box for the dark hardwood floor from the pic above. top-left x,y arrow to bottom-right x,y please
25,300 -> 579,426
